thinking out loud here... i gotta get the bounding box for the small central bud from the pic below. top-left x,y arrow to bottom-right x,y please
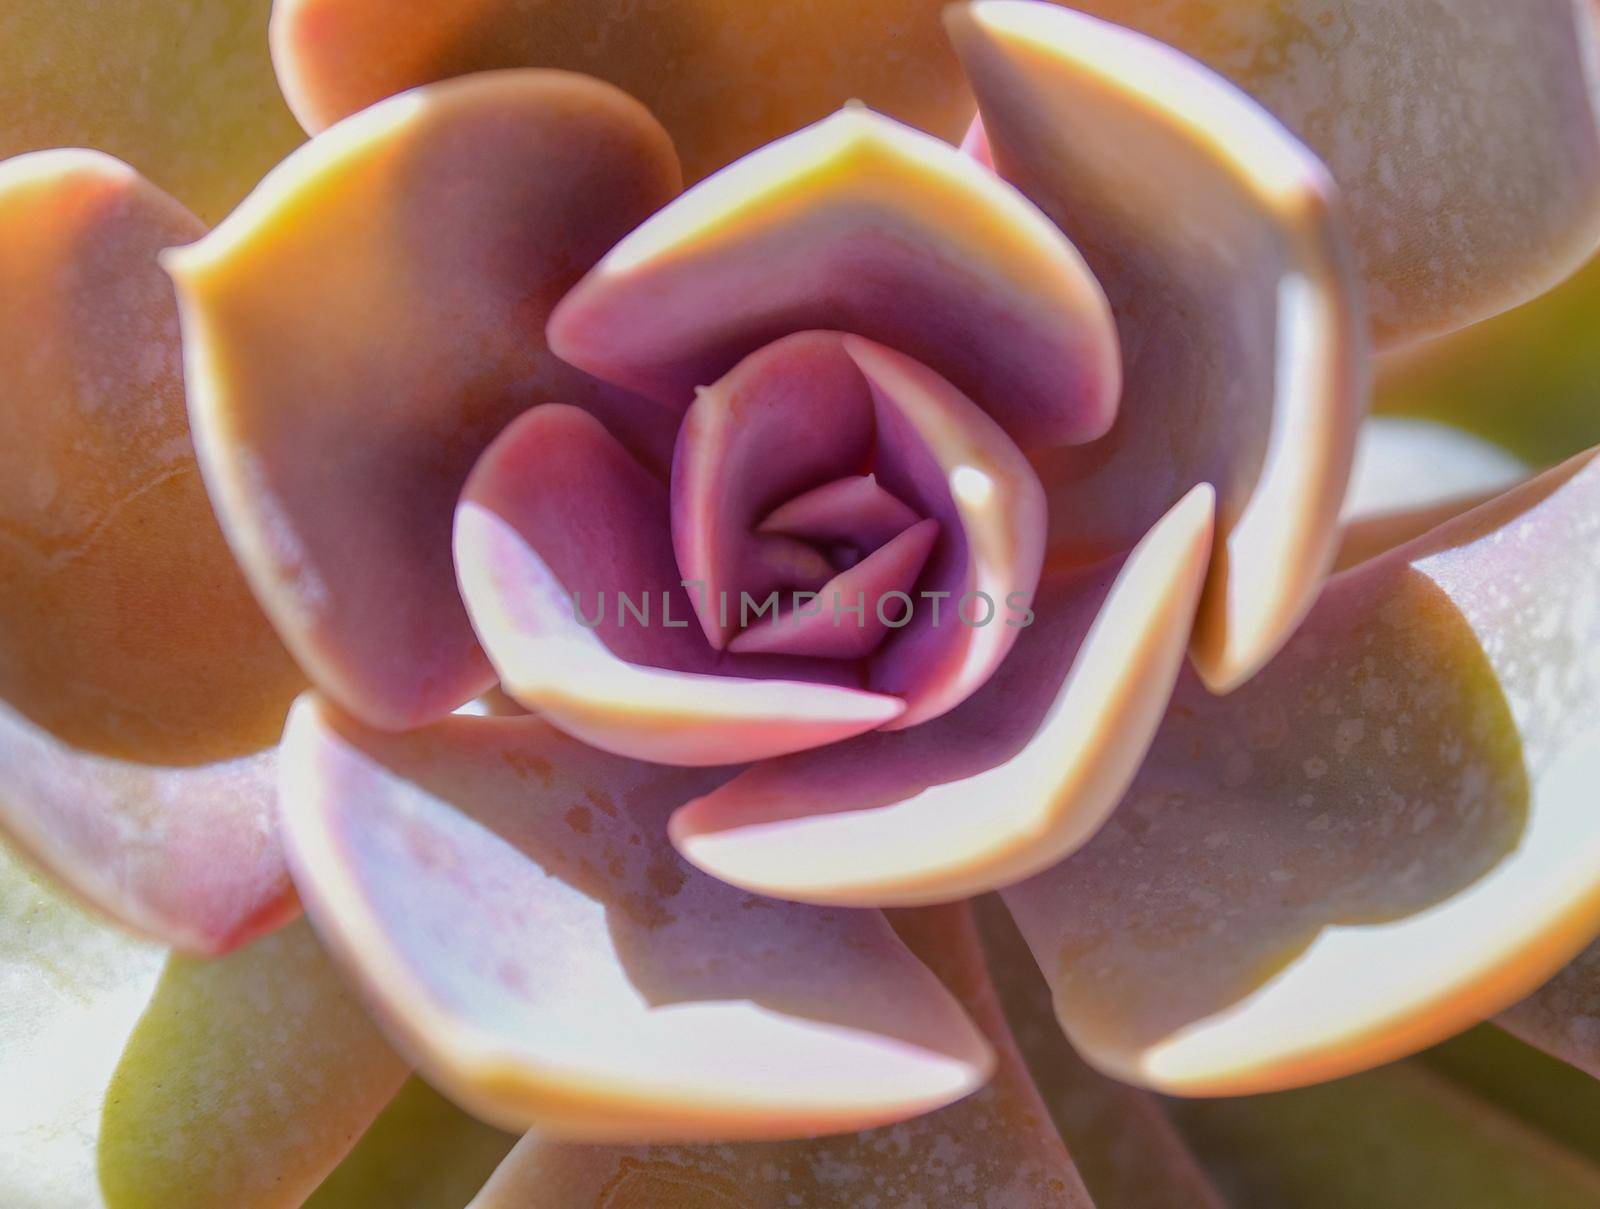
669,329 -> 1046,729
731,516 -> 940,659
734,472 -> 938,656
670,331 -> 938,661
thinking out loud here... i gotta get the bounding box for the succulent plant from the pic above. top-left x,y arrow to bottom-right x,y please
3,1 -> 1600,1206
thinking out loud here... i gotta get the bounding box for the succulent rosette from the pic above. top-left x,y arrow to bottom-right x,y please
5,1 -> 1600,1205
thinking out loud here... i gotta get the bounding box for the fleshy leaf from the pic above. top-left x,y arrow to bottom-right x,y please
670,330 -> 888,652
846,336 -> 1048,729
455,405 -> 905,766
305,1078 -> 515,1209
1424,1024 -> 1600,1168
1004,450 -> 1600,1095
270,0 -> 974,183
1377,250 -> 1600,466
730,522 -> 941,660
760,474 -> 922,551
1171,1063 -> 1600,1208
1061,0 -> 1600,346
0,150 -> 300,764
0,840 -> 405,1208
974,896 -> 1227,1209
0,721 -> 290,958
278,697 -> 993,1138
165,71 -> 682,731
1500,938 -> 1600,1080
1336,416 -> 1528,572
1344,417 -> 1528,524
666,329 -> 1047,721
1335,490 -> 1517,577
949,2 -> 1368,693
671,486 -> 1213,906
0,149 -> 303,954
469,904 -> 1091,1208
96,922 -> 409,1208
1,0 -> 302,222
549,106 -> 1120,447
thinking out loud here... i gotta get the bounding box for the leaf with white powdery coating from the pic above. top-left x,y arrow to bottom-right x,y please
1006,449 -> 1600,1095
278,698 -> 994,1139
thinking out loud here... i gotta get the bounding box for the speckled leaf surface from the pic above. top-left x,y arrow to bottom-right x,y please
166,71 -> 681,731
1501,938 -> 1600,1081
950,1 -> 1368,693
973,897 -> 1226,1209
469,905 -> 1092,1209
0,839 -> 405,1209
0,149 -> 302,955
1006,450 -> 1600,1094
1063,0 -> 1600,346
279,698 -> 993,1139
